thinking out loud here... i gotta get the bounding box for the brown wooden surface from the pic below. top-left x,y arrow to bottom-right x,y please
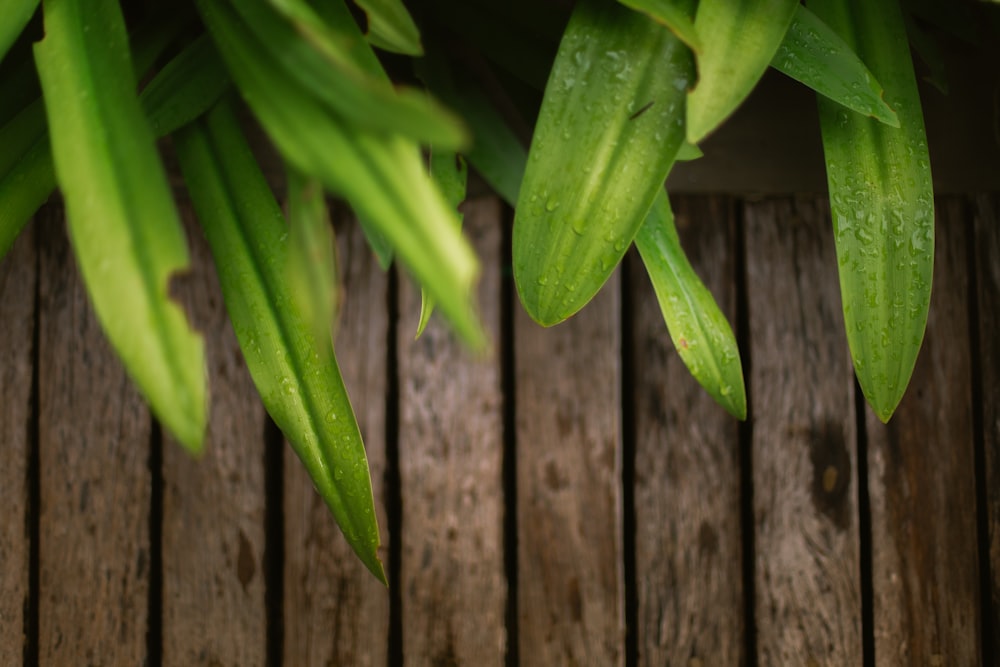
0,225 -> 34,665
37,208 -> 152,665
974,194 -> 1000,663
1,193 -> 997,665
746,198 -> 863,665
282,215 -> 390,666
866,199 -> 981,666
161,210 -> 268,666
516,267 -> 624,666
631,196 -> 745,666
398,197 -> 507,665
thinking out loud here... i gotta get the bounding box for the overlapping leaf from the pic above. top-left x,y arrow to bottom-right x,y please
687,0 -> 799,143
0,0 -> 39,64
195,0 -> 485,348
33,0 -> 206,450
514,0 -> 693,326
616,0 -> 702,51
352,0 -> 423,55
811,0 -> 934,421
175,101 -> 385,582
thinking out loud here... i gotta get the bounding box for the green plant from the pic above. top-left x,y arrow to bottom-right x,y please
1,0 -> 995,579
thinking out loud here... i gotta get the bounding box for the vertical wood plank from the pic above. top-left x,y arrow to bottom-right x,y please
283,216 -> 390,666
745,198 -> 863,665
974,194 -> 1000,662
0,224 -> 36,664
398,197 -> 507,664
516,267 -> 624,665
867,198 -> 980,666
162,209 -> 268,666
38,208 -> 151,664
631,196 -> 745,666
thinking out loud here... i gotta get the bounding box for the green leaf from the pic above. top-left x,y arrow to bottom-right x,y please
236,0 -> 466,149
0,137 -> 55,259
675,140 -> 703,161
33,0 -> 206,450
811,0 -> 934,422
286,165 -> 340,348
513,0 -> 692,326
635,191 -> 746,419
351,0 -> 423,55
687,0 -> 799,143
0,0 -> 39,64
772,5 -> 900,127
196,0 -> 486,348
616,0 -> 702,52
174,101 -> 385,582
417,150 -> 468,338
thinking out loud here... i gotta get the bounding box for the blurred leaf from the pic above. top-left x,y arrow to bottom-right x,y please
417,150 -> 468,337
514,0 -> 692,326
233,0 -> 466,149
174,102 -> 385,582
687,0 -> 799,143
635,190 -> 746,418
675,140 -> 703,161
0,0 -> 39,64
0,98 -> 46,180
773,5 -> 900,126
616,0 -> 702,51
812,0 -> 934,422
0,46 -> 41,127
34,0 -> 207,450
286,165 -> 340,348
139,35 -> 231,135
196,0 -> 486,348
351,0 -> 423,55
903,12 -> 949,94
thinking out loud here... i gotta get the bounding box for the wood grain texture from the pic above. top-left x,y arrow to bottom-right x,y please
398,197 -> 507,665
745,198 -> 863,665
974,194 -> 1000,663
516,266 -> 624,666
0,224 -> 35,664
37,206 -> 152,665
162,209 -> 268,667
631,196 -> 745,666
283,216 -> 390,666
866,199 -> 980,667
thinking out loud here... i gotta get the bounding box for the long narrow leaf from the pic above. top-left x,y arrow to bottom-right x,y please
687,0 -> 799,143
772,5 -> 899,127
616,0 -> 702,51
351,0 -> 423,55
196,0 -> 485,348
0,0 -> 39,64
514,0 -> 692,326
635,190 -> 746,418
174,102 -> 384,582
811,0 -> 934,421
33,0 -> 206,450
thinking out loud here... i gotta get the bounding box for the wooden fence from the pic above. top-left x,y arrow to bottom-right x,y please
1,193 -> 998,666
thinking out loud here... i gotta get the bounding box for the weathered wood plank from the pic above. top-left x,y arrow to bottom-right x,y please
0,224 -> 35,664
398,197 -> 507,664
37,207 -> 151,664
745,198 -> 863,665
516,265 -> 624,665
283,216 -> 390,666
162,210 -> 268,666
867,198 -> 980,666
631,196 -> 744,666
974,194 -> 1000,663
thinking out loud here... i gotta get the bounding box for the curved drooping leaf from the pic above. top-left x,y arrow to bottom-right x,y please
196,0 -> 485,348
174,101 -> 385,582
686,0 -> 799,143
616,0 -> 702,52
418,150 -> 468,337
352,0 -> 423,55
635,190 -> 746,419
0,0 -> 39,64
33,0 -> 206,450
236,0 -> 466,149
514,0 -> 693,326
811,0 -> 934,422
772,5 -> 899,127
